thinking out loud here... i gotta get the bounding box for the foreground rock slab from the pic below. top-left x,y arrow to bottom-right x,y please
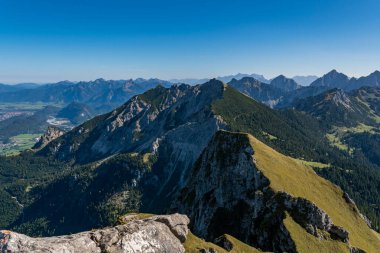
1,214 -> 189,253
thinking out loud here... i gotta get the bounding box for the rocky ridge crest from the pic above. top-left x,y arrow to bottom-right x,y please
174,131 -> 369,252
0,214 -> 189,253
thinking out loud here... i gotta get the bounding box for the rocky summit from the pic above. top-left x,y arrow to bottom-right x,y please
0,214 -> 190,253
174,130 -> 380,253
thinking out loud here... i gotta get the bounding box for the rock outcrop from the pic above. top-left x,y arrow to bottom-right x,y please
0,214 -> 189,253
39,80 -> 227,212
174,131 -> 369,253
33,126 -> 65,150
174,131 -> 295,252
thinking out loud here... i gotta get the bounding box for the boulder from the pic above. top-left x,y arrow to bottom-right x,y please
329,225 -> 349,242
214,235 -> 233,251
152,213 -> 190,243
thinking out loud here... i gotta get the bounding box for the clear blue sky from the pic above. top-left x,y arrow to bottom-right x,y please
0,0 -> 379,83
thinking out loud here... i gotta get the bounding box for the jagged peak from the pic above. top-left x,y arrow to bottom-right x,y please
241,76 -> 260,82
228,76 -> 261,85
328,69 -> 348,77
270,74 -> 297,83
207,78 -> 225,84
270,75 -> 299,91
94,78 -> 106,83
323,69 -> 348,79
328,69 -> 339,74
369,70 -> 380,77
199,78 -> 226,92
310,70 -> 350,88
273,74 -> 287,80
176,130 -> 378,252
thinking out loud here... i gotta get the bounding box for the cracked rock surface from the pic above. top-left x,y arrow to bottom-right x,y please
1,214 -> 189,253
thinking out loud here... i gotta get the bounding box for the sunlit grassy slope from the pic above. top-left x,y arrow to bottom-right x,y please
184,232 -> 262,253
284,213 -> 349,253
248,134 -> 380,253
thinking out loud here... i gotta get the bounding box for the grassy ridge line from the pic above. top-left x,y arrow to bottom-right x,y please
284,213 -> 349,252
184,232 -> 262,253
248,134 -> 380,252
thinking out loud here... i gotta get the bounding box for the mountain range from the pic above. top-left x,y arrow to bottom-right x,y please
0,78 -> 171,114
311,70 -> 380,91
0,78 -> 380,252
1,70 -> 379,111
1,71 -> 380,252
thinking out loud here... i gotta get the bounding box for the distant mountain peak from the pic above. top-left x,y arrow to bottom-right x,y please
310,70 -> 349,89
292,75 -> 319,86
369,70 -> 380,77
270,75 -> 299,92
325,69 -> 347,78
237,76 -> 260,82
275,74 -> 287,79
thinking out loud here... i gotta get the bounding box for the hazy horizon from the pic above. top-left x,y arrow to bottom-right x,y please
3,70 -> 380,85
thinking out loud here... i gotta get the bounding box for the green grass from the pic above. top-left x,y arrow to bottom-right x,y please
249,134 -> 380,253
284,213 -> 350,253
0,133 -> 41,155
326,133 -> 351,153
138,85 -> 167,109
183,232 -> 262,253
211,85 -> 334,161
326,123 -> 377,154
261,131 -> 278,141
355,97 -> 380,124
295,158 -> 331,169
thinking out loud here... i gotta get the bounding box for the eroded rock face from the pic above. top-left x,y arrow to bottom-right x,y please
173,131 -> 354,253
275,192 -> 349,242
1,214 -> 189,253
33,126 -> 65,149
39,80 -> 227,213
214,235 -> 233,251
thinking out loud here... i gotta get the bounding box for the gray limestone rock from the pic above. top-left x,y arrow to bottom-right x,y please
1,214 -> 189,253
33,126 -> 65,149
174,131 -> 358,253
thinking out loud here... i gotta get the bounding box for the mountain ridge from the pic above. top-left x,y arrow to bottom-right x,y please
3,79 -> 380,252
175,130 -> 380,252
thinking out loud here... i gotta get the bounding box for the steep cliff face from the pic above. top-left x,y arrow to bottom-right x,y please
41,80 -> 225,163
1,214 -> 190,253
174,131 -> 380,253
37,80 -> 227,213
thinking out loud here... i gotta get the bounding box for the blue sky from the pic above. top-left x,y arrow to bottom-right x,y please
0,0 -> 379,83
